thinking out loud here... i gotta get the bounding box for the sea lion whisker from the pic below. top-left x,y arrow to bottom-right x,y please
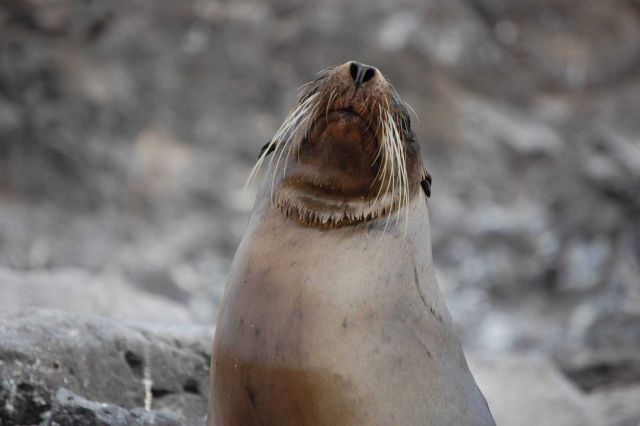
270,137 -> 291,199
306,94 -> 324,136
371,102 -> 388,171
248,105 -> 307,186
404,101 -> 419,123
247,140 -> 276,186
371,105 -> 391,210
372,100 -> 385,144
298,78 -> 321,92
378,116 -> 398,239
390,106 -> 410,237
387,111 -> 405,227
389,107 -> 411,238
327,86 -> 337,108
277,93 -> 318,143
387,107 -> 410,234
267,98 -> 308,158
284,97 -> 320,177
381,115 -> 396,202
325,88 -> 337,122
278,95 -> 317,161
316,66 -> 334,78
297,90 -> 324,159
364,98 -> 379,141
254,93 -> 317,194
282,132 -> 299,182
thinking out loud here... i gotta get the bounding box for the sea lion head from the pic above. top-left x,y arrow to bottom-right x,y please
250,61 -> 431,228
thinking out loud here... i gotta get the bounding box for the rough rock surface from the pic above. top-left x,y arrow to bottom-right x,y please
0,310 -> 211,426
45,388 -> 182,426
0,267 -> 195,325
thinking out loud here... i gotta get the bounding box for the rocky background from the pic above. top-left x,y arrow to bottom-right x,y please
1,0 -> 639,424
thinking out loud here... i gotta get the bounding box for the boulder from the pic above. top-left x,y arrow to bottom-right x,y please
45,388 -> 181,426
0,267 -> 194,325
468,353 -> 603,426
0,309 -> 212,425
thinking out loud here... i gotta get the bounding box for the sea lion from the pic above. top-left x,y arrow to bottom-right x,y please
208,61 -> 494,425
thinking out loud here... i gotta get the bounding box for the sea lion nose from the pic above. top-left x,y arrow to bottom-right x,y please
349,61 -> 377,87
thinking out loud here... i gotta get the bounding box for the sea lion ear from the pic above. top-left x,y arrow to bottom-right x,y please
420,169 -> 432,198
259,140 -> 276,159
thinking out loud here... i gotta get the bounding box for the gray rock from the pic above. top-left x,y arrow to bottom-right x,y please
558,312 -> 640,393
588,385 -> 640,426
44,388 -> 181,426
468,353 -> 604,426
0,267 -> 195,325
0,309 -> 211,426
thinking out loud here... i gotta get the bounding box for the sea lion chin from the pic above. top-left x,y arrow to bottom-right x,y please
208,61 -> 494,426
288,109 -> 377,196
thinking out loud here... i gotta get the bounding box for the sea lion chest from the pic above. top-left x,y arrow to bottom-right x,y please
210,196 -> 492,425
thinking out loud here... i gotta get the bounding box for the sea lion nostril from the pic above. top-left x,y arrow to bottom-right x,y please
350,62 -> 359,82
349,61 -> 376,87
362,67 -> 375,83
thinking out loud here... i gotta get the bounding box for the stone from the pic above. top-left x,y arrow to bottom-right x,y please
44,388 -> 182,426
0,267 -> 194,325
468,353 -> 604,426
588,385 -> 640,426
0,309 -> 211,426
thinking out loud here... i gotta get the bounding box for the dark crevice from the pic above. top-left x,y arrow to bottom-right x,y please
124,351 -> 144,379
183,378 -> 200,395
16,382 -> 34,392
151,388 -> 173,399
2,381 -> 51,425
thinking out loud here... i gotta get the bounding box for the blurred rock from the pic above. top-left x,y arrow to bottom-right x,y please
588,385 -> 640,426
559,312 -> 640,393
0,267 -> 194,325
0,310 -> 211,425
468,0 -> 640,90
468,354 -> 603,426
